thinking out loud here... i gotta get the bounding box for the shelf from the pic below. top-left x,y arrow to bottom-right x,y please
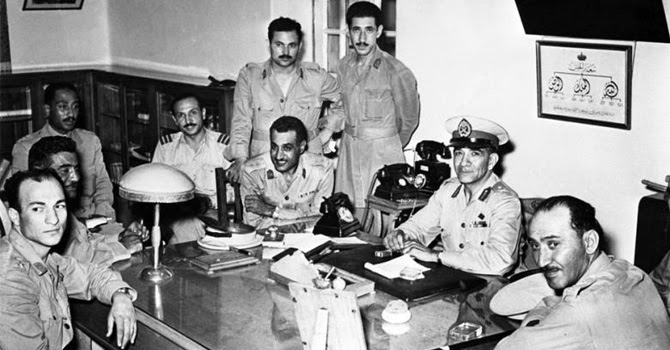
0,113 -> 32,122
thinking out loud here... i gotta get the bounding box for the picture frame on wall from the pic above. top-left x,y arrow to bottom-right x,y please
536,41 -> 632,130
23,0 -> 84,11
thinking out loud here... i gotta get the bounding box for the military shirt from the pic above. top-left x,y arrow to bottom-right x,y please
0,228 -> 135,350
496,253 -> 670,350
240,152 -> 334,228
152,128 -> 233,208
226,60 -> 344,161
333,46 -> 420,208
398,173 -> 522,276
10,123 -> 115,219
60,214 -> 131,266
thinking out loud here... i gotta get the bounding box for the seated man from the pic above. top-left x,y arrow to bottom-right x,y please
152,93 -> 232,243
241,116 -> 334,229
384,116 -> 522,275
10,82 -> 115,219
0,169 -> 137,349
496,196 -> 670,349
29,136 -> 147,265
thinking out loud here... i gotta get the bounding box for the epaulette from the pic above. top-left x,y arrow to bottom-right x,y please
242,156 -> 268,173
491,181 -> 512,193
451,184 -> 462,198
478,187 -> 492,201
159,133 -> 174,145
217,133 -> 230,145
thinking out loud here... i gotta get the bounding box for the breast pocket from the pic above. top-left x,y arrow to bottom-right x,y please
364,87 -> 393,120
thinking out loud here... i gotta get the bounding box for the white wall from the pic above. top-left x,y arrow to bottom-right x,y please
399,0 -> 670,261
6,0 -> 110,71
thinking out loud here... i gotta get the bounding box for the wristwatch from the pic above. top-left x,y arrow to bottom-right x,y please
113,287 -> 133,300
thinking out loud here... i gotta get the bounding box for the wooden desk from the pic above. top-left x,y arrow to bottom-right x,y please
363,196 -> 429,237
71,241 -> 517,350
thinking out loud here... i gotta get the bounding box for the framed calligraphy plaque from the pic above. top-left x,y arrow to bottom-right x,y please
536,41 -> 632,129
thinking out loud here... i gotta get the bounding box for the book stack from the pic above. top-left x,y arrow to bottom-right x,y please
190,251 -> 260,273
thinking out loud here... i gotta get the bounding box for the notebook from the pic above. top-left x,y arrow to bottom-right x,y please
190,251 -> 259,273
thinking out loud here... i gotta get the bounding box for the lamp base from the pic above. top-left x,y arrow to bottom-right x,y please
140,265 -> 174,284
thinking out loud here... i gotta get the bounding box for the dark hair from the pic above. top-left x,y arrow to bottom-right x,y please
268,17 -> 303,43
170,93 -> 203,115
4,169 -> 64,211
534,195 -> 604,242
270,116 -> 308,145
28,136 -> 77,170
346,1 -> 382,27
44,82 -> 79,105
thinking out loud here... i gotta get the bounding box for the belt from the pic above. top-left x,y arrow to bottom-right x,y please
252,128 -> 317,141
343,124 -> 397,139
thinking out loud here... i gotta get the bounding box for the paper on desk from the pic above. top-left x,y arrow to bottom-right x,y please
330,236 -> 368,245
364,254 -> 430,280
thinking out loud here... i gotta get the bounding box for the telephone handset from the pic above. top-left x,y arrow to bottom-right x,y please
416,140 -> 450,161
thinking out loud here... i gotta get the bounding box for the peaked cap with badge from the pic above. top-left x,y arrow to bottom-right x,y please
445,116 -> 509,150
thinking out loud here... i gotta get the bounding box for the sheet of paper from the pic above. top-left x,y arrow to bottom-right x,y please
283,233 -> 331,252
364,254 -> 430,279
330,236 -> 368,245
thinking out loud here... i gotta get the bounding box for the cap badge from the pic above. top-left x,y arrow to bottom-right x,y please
457,119 -> 472,137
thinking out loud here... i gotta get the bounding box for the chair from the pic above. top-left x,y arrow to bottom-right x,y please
0,199 -> 10,237
515,197 -> 545,273
215,167 -> 243,223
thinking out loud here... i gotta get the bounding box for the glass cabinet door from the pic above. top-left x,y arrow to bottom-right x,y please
125,88 -> 152,165
0,86 -> 33,160
97,83 -> 123,183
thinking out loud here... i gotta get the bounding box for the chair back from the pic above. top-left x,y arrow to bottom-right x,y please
215,167 -> 243,223
0,199 -> 10,237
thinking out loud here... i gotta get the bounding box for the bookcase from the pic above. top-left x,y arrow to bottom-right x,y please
0,69 -> 234,184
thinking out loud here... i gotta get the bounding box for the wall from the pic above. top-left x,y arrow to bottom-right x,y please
6,0 -> 110,71
398,0 -> 670,261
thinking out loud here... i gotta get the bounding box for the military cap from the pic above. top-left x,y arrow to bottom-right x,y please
444,116 -> 509,150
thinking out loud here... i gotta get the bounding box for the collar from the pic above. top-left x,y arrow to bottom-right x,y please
262,59 -> 304,80
344,45 -> 383,69
7,227 -> 50,276
574,251 -> 610,285
44,122 -> 73,138
177,128 -> 211,150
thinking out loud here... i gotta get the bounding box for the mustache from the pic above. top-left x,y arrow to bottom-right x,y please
355,42 -> 369,47
63,117 -> 76,123
182,123 -> 197,128
542,265 -> 560,273
279,55 -> 293,59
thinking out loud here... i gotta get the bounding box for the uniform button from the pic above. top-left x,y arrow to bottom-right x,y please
461,223 -> 465,228
53,316 -> 57,320
280,98 -> 285,103
459,243 -> 465,249
285,195 -> 289,200
480,241 -> 485,245
64,324 -> 70,330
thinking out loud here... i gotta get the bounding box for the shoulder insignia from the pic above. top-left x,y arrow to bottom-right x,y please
262,69 -> 267,79
302,168 -> 306,178
267,170 -> 275,179
478,187 -> 492,201
33,261 -> 48,276
160,134 -> 173,145
492,182 -> 510,192
451,184 -> 462,198
217,133 -> 230,145
373,59 -> 381,69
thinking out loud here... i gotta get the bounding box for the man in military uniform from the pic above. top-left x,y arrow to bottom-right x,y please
241,116 -> 333,229
334,2 -> 420,219
152,93 -> 232,243
9,82 -> 115,219
29,136 -> 147,266
384,116 -> 522,276
496,196 -> 670,349
0,169 -> 137,349
225,17 -> 344,183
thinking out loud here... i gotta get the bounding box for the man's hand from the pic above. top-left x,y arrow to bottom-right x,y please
384,229 -> 408,251
107,291 -> 137,349
244,195 -> 275,217
317,128 -> 334,146
226,159 -> 246,183
402,241 -> 439,263
119,220 -> 148,254
123,220 -> 149,242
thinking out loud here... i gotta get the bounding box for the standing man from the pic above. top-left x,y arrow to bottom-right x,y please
0,169 -> 137,349
241,116 -> 333,229
384,116 -> 521,276
29,136 -> 147,266
152,93 -> 232,243
10,82 -> 115,219
335,1 -> 420,217
496,196 -> 670,349
226,17 -> 344,182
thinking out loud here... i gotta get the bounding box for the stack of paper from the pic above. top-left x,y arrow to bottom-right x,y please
364,255 -> 430,280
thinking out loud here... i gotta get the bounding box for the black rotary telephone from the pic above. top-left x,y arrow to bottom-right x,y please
313,192 -> 361,237
415,140 -> 451,193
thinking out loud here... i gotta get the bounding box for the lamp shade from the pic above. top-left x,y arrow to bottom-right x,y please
119,163 -> 195,203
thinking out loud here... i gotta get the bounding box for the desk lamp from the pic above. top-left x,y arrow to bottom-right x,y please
119,163 -> 195,284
